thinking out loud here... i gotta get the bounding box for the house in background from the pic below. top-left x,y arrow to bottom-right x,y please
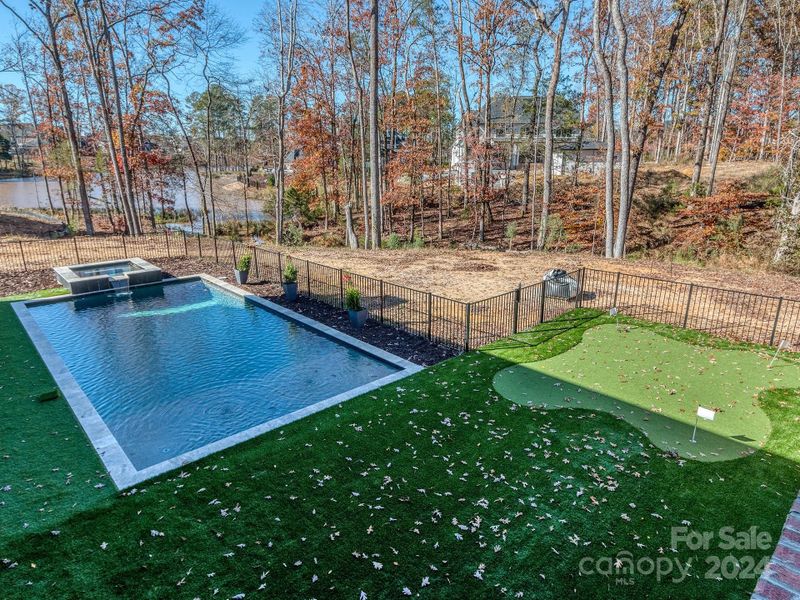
450,95 -> 606,175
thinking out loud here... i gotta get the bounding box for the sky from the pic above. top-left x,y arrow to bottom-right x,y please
0,0 -> 264,94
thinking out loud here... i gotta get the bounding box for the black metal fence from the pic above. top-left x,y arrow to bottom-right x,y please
1,233 -> 798,352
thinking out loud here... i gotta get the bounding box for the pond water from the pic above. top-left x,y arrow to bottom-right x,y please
0,176 -> 267,230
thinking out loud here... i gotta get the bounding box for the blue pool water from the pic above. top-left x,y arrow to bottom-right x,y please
28,279 -> 399,470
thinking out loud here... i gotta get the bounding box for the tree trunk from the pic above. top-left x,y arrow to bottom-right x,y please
690,0 -> 731,195
368,0 -> 382,249
611,0 -> 632,258
536,1 -> 571,250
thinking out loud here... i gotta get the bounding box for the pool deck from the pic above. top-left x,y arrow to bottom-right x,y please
12,274 -> 422,489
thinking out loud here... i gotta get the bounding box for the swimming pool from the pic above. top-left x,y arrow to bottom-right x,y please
14,276 -> 419,487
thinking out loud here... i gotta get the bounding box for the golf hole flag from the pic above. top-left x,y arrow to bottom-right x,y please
691,406 -> 715,443
697,406 -> 716,421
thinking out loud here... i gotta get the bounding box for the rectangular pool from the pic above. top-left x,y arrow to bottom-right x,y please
14,276 -> 419,487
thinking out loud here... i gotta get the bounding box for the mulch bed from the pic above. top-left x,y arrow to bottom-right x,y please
0,269 -> 60,297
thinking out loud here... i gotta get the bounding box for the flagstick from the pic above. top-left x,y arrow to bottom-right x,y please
768,341 -> 787,369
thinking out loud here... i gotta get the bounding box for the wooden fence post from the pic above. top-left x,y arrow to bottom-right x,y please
427,292 -> 433,340
464,303 -> 472,352
682,283 -> 695,328
769,298 -> 784,347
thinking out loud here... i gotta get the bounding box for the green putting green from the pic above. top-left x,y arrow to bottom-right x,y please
493,324 -> 800,462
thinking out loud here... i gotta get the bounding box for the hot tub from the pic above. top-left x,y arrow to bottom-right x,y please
54,258 -> 162,294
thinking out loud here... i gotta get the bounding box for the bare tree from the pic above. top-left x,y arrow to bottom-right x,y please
706,0 -> 747,195
6,32 -> 56,212
345,0 -> 369,249
368,0 -> 382,249
261,0 -> 298,244
524,0 -> 573,250
690,0 -> 730,196
592,0 -> 615,257
610,0 -> 631,258
774,130 -> 800,266
2,0 -> 95,234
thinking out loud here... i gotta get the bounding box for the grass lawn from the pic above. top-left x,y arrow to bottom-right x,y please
1,296 -> 799,599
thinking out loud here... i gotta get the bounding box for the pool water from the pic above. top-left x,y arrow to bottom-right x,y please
27,280 -> 400,470
72,260 -> 140,277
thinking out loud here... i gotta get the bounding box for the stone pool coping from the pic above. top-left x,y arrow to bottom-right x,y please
12,274 -> 422,489
54,257 -> 162,294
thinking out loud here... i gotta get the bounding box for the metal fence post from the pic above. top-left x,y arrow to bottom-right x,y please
464,303 -> 472,352
339,269 -> 344,308
197,234 -> 202,257
277,252 -> 283,283
512,284 -> 521,334
538,283 -> 546,325
379,280 -> 385,323
121,234 -> 127,258
18,241 -> 27,271
182,230 -> 188,256
682,283 -> 695,328
612,271 -> 621,308
213,236 -> 218,263
165,230 -> 171,258
427,292 -> 433,340
306,259 -> 311,296
252,247 -> 259,279
769,298 -> 784,346
73,237 -> 80,263
576,268 -> 585,308
231,240 -> 237,266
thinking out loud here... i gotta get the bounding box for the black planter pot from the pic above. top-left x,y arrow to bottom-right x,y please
283,282 -> 298,301
348,308 -> 368,328
234,269 -> 249,284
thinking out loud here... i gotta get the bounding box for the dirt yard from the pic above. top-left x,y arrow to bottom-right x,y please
280,246 -> 800,302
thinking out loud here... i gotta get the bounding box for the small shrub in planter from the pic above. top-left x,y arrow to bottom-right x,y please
344,285 -> 368,328
282,261 -> 298,301
235,253 -> 252,284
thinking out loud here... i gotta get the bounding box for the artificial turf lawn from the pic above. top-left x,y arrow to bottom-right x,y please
0,289 -> 114,547
493,324 -> 800,461
1,305 -> 799,598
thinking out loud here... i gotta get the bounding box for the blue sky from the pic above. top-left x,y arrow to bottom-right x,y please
0,0 -> 264,94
